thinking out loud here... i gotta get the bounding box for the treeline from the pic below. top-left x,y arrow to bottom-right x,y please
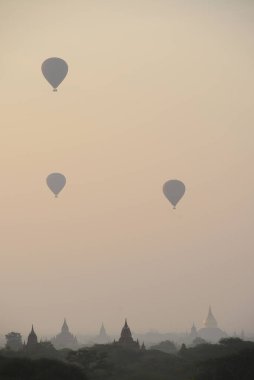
67,338 -> 254,380
1,338 -> 254,379
196,348 -> 254,380
0,356 -> 86,380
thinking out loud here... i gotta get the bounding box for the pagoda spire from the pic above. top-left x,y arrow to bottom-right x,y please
27,324 -> 38,347
203,306 -> 218,328
191,322 -> 197,335
117,319 -> 140,349
61,318 -> 69,333
119,319 -> 134,344
99,322 -> 107,337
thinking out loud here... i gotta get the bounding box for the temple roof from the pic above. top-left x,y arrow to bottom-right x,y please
61,319 -> 69,333
203,306 -> 218,328
27,325 -> 38,346
119,319 -> 134,344
99,323 -> 107,337
29,325 -> 37,338
51,319 -> 78,349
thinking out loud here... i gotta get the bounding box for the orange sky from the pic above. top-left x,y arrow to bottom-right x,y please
0,0 -> 254,338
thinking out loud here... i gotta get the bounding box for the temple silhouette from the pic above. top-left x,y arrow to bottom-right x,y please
51,319 -> 79,350
26,325 -> 38,348
186,306 -> 227,344
115,319 -> 145,350
197,306 -> 227,343
94,323 -> 110,344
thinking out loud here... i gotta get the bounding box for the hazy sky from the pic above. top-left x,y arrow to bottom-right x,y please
1,0 -> 254,338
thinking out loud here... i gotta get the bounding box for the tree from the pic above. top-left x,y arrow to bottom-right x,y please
179,344 -> 187,357
150,340 -> 177,354
219,337 -> 243,345
192,337 -> 207,346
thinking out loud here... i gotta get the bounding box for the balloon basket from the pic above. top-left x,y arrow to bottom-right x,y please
53,88 -> 57,92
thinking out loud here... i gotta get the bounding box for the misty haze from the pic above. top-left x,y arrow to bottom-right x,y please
0,1 -> 254,379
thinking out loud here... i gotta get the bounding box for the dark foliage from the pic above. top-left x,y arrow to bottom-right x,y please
0,356 -> 87,380
67,339 -> 254,380
1,338 -> 254,380
68,344 -> 193,380
150,340 -> 177,354
195,348 -> 254,380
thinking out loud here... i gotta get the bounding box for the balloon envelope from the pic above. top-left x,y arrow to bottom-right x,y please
163,180 -> 185,209
46,173 -> 66,197
41,57 -> 68,91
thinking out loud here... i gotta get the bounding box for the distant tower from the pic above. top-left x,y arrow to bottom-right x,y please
95,323 -> 110,344
119,319 -> 134,344
61,319 -> 69,334
189,323 -> 198,340
27,325 -> 38,348
198,306 -> 227,343
203,306 -> 218,328
100,323 -> 107,339
51,319 -> 79,350
118,319 -> 139,348
191,323 -> 197,336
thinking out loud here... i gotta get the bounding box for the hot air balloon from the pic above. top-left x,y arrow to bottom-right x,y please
41,57 -> 68,91
46,173 -> 66,197
163,179 -> 185,209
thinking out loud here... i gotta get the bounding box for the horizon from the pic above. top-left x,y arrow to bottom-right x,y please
0,307 -> 251,339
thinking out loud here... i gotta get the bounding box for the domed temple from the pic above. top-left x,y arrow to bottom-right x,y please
197,306 -> 227,343
51,319 -> 79,350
